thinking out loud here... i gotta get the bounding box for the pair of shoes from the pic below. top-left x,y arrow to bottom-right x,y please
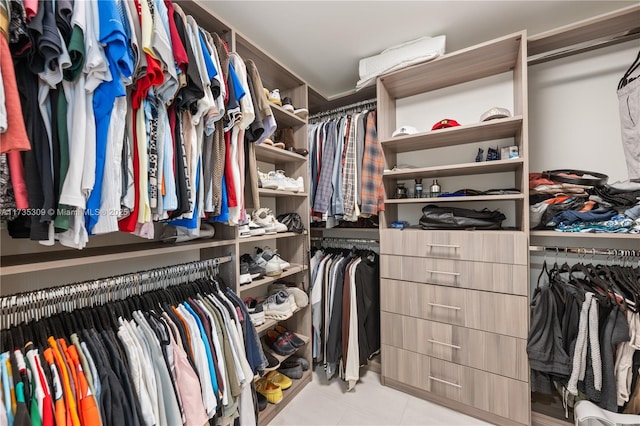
241,253 -> 267,279
257,170 -> 304,193
160,223 -> 216,243
239,218 -> 268,238
252,208 -> 288,234
286,146 -> 309,157
264,323 -> 303,356
281,97 -> 308,120
268,89 -> 282,107
278,357 -> 307,380
254,246 -> 291,277
268,282 -> 309,308
244,297 -> 265,325
262,290 -> 297,321
240,261 -> 262,285
255,377 -> 283,404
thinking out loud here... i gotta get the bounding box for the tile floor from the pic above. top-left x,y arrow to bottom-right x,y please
269,367 -> 492,426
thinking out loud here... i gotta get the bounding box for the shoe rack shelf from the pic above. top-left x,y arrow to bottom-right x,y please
238,231 -> 307,244
238,264 -> 308,292
262,333 -> 311,364
255,306 -> 307,336
258,369 -> 312,425
270,104 -> 307,128
255,144 -> 307,163
258,188 -> 308,198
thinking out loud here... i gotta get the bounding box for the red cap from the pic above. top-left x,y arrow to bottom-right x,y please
431,119 -> 461,130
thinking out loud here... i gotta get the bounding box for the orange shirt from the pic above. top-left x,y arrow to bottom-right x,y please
67,345 -> 100,426
47,337 -> 81,426
43,348 -> 66,426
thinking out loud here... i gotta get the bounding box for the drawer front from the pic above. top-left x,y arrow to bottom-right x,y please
381,312 -> 528,381
380,255 -> 528,295
380,229 -> 528,265
383,345 -> 529,424
380,279 -> 528,338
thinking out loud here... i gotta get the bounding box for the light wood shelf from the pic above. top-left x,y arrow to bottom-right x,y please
255,305 -> 306,335
255,144 -> 306,163
386,193 -> 524,204
258,369 -> 312,425
270,104 -> 307,128
379,31 -> 524,99
238,231 -> 307,244
383,158 -> 525,180
381,116 -> 523,153
528,5 -> 640,58
0,238 -> 236,276
262,333 -> 311,364
258,188 -> 307,198
239,264 -> 307,292
530,231 -> 640,240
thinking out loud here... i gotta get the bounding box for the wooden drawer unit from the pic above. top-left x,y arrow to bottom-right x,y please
380,229 -> 528,265
381,312 -> 528,381
380,254 -> 528,295
382,345 -> 529,424
380,279 -> 528,338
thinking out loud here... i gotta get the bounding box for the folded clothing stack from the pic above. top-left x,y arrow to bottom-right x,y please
529,172 -> 640,234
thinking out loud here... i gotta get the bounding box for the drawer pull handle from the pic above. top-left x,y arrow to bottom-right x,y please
428,339 -> 461,350
429,376 -> 462,389
428,302 -> 461,311
426,270 -> 460,277
426,243 -> 460,249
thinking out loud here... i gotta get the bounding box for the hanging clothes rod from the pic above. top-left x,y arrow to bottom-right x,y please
309,98 -> 377,121
529,245 -> 639,258
0,256 -> 232,324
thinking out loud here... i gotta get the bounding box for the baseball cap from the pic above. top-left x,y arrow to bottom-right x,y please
392,125 -> 419,137
480,107 -> 511,122
431,119 -> 460,130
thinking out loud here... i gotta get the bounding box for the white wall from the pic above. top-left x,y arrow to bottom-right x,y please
528,39 -> 639,183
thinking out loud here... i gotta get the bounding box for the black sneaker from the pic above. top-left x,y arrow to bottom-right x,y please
241,253 -> 266,279
257,392 -> 268,411
265,350 -> 281,371
278,360 -> 303,379
287,356 -> 309,371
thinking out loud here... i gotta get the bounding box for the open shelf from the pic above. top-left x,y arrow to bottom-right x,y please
255,305 -> 307,335
270,104 -> 307,128
381,116 -> 523,153
262,333 -> 311,364
386,193 -> 524,204
239,231 -> 307,244
379,31 -> 524,99
383,158 -> 525,180
255,144 -> 306,163
0,238 -> 236,276
258,188 -> 308,198
239,264 -> 308,292
530,231 -> 640,240
258,369 -> 312,425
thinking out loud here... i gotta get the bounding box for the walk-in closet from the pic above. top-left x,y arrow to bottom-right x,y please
1,1 -> 639,425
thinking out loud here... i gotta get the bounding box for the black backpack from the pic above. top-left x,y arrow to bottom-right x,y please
276,212 -> 306,233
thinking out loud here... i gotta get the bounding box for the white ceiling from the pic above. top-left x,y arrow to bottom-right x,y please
202,1 -> 636,100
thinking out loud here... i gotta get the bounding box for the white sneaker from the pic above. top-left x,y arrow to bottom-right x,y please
253,208 -> 287,233
239,224 -> 251,238
273,170 -> 299,192
268,89 -> 282,107
258,246 -> 291,270
263,290 -> 294,320
268,283 -> 309,308
265,256 -> 283,277
258,170 -> 278,190
248,219 -> 267,236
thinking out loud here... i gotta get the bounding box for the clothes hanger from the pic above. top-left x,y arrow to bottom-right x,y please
618,49 -> 640,90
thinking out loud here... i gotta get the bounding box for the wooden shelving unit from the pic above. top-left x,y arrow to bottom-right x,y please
255,144 -> 306,163
258,188 -> 308,198
381,116 -> 523,153
386,193 -> 524,204
238,231 -> 307,244
383,158 -> 525,180
238,264 -> 307,292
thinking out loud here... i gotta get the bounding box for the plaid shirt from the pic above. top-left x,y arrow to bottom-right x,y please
312,121 -> 337,214
360,112 -> 385,215
342,115 -> 358,220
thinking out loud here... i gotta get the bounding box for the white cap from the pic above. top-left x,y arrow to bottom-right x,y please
480,107 -> 511,122
392,125 -> 418,137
